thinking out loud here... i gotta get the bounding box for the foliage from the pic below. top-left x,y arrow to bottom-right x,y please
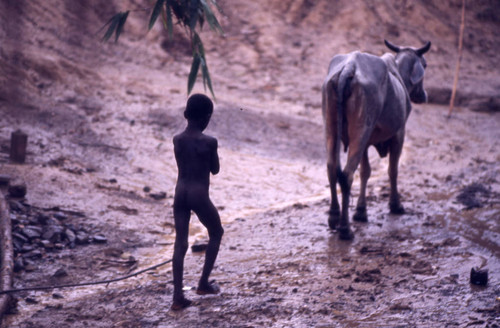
101,0 -> 223,98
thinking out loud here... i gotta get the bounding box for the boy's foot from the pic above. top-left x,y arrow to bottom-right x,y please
196,281 -> 220,295
171,297 -> 192,311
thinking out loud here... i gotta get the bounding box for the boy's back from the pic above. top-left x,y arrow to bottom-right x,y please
173,131 -> 219,189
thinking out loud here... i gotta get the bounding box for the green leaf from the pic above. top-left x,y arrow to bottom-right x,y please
200,56 -> 215,99
192,32 -> 204,55
170,0 -> 185,21
149,0 -> 166,30
115,11 -> 130,42
188,0 -> 200,31
209,0 -> 222,12
165,0 -> 174,38
101,13 -> 121,42
187,54 -> 201,95
200,0 -> 223,34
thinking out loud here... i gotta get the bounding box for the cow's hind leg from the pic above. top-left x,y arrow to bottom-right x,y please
353,148 -> 370,222
323,79 -> 341,230
337,168 -> 353,240
338,144 -> 368,240
327,158 -> 341,229
388,135 -> 405,214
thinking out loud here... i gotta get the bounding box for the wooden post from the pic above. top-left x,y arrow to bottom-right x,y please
9,130 -> 28,163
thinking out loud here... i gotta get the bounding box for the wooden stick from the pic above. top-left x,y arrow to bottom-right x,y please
448,0 -> 466,117
0,194 -> 13,319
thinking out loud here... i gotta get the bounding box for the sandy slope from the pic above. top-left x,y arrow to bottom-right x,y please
1,0 -> 499,327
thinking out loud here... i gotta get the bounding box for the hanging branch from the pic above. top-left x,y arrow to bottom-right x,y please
448,0 -> 466,117
101,0 -> 224,99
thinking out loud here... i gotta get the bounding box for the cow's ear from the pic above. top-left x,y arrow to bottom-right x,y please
411,62 -> 425,85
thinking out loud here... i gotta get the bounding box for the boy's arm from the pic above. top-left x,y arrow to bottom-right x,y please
210,138 -> 220,175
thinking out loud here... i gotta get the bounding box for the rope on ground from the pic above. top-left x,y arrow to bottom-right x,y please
0,258 -> 172,295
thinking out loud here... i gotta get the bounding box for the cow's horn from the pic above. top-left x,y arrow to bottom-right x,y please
416,41 -> 431,56
384,39 -> 401,53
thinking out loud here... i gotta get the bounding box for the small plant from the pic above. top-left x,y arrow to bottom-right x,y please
102,0 -> 224,98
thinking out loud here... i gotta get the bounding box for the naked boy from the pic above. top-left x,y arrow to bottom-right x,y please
171,94 -> 224,310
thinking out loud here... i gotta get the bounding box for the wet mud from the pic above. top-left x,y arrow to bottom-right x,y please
2,103 -> 499,328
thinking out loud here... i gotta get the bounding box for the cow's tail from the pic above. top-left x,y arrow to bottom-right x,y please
335,61 -> 355,192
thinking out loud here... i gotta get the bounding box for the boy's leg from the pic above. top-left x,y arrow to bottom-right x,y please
172,204 -> 192,309
193,199 -> 224,293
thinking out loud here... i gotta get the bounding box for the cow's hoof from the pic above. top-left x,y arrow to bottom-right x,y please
389,202 -> 405,215
328,217 -> 339,230
338,227 -> 354,240
328,209 -> 340,230
353,207 -> 368,222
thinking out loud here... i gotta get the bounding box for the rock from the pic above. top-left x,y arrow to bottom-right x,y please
64,228 -> 76,244
14,257 -> 24,272
52,293 -> 64,299
54,243 -> 65,250
10,213 -> 20,225
354,268 -> 382,283
12,232 -> 28,244
143,186 -> 151,193
15,214 -> 29,226
8,200 -> 25,212
53,268 -> 68,278
27,215 -> 40,226
104,247 -> 123,258
42,226 -> 63,243
24,260 -> 37,272
0,174 -> 11,185
470,267 -> 488,286
8,179 -> 27,198
23,249 -> 42,259
45,217 -> 61,226
40,240 -> 54,250
12,239 -> 23,253
92,234 -> 107,243
36,213 -> 50,225
22,225 -> 43,240
149,192 -> 167,200
191,241 -> 209,253
53,212 -> 68,221
456,183 -> 489,209
20,244 -> 35,253
76,231 -> 89,244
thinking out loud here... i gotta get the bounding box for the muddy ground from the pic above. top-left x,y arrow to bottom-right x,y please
1,0 -> 500,327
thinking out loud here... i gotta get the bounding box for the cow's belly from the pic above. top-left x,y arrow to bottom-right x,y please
368,125 -> 401,145
368,112 -> 406,145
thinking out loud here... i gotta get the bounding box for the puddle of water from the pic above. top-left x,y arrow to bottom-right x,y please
444,209 -> 500,256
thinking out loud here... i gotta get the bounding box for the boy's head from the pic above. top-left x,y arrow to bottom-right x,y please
184,94 -> 213,123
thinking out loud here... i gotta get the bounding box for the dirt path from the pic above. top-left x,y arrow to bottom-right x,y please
2,101 -> 499,327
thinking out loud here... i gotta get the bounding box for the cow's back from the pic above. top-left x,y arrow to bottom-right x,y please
326,51 -> 388,93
